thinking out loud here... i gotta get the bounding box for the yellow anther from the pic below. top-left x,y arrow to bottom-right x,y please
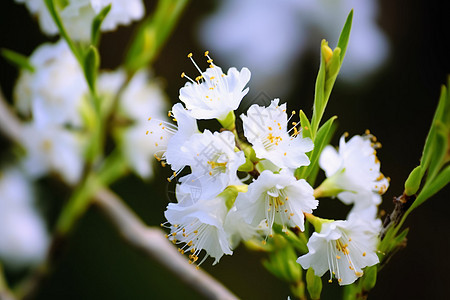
148,117 -> 152,121
262,240 -> 267,245
181,72 -> 185,78
187,53 -> 193,58
146,131 -> 149,135
362,252 -> 366,257
328,279 -> 332,283
336,255 -> 341,259
204,51 -> 209,56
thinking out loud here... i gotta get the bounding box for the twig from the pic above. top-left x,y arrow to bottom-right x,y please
93,188 -> 239,300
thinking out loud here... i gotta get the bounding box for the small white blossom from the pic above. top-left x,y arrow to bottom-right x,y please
179,52 -> 251,121
319,134 -> 389,210
151,103 -> 199,175
119,70 -> 167,123
164,192 -> 232,265
178,130 -> 245,199
297,215 -> 380,285
16,0 -> 145,41
99,70 -> 171,179
14,40 -> 88,127
20,121 -> 86,185
241,99 -> 313,170
224,206 -> 258,248
235,170 -> 318,233
0,167 -> 49,269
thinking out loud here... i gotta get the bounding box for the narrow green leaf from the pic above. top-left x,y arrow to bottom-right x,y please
306,268 -> 322,300
420,84 -> 447,170
310,40 -> 327,139
91,4 -> 111,46
44,0 -> 81,62
296,116 -> 337,182
337,9 -> 353,62
299,110 -> 312,139
84,45 -> 100,95
408,164 -> 450,212
125,0 -> 189,72
426,123 -> 448,182
1,48 -> 35,72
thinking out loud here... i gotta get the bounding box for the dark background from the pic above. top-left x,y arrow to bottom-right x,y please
0,0 -> 449,299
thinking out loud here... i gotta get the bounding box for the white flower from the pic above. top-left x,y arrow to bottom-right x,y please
241,99 -> 313,170
164,192 -> 232,265
99,69 -> 171,179
179,52 -> 251,121
0,167 -> 49,269
235,170 -> 318,233
319,134 -> 389,210
20,121 -> 86,185
150,103 -> 199,175
121,123 -> 170,179
224,206 -> 258,248
119,70 -> 168,123
14,40 -> 88,127
16,0 -> 145,41
178,130 -> 245,199
297,216 -> 380,285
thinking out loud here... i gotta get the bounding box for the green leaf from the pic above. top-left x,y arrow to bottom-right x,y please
426,123 -> 448,182
306,268 -> 322,300
420,84 -> 447,172
310,40 -> 327,139
83,45 -> 100,95
1,48 -> 35,72
91,4 -> 111,46
404,165 -> 423,196
409,164 -> 450,212
309,10 -> 352,138
296,116 -> 337,183
337,9 -> 354,62
125,0 -> 189,72
44,0 -> 82,62
299,110 -> 312,139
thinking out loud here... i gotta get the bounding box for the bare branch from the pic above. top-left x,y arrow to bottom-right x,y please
93,188 -> 239,300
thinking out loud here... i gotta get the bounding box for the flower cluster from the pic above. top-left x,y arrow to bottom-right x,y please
155,52 -> 389,284
16,0 -> 145,41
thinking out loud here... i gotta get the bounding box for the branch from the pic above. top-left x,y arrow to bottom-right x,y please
0,87 -> 22,145
93,188 -> 239,300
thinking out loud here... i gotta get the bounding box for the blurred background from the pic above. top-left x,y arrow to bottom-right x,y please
0,0 -> 449,299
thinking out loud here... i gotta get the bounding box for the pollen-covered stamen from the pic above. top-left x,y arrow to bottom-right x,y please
264,188 -> 294,235
166,219 -> 215,266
